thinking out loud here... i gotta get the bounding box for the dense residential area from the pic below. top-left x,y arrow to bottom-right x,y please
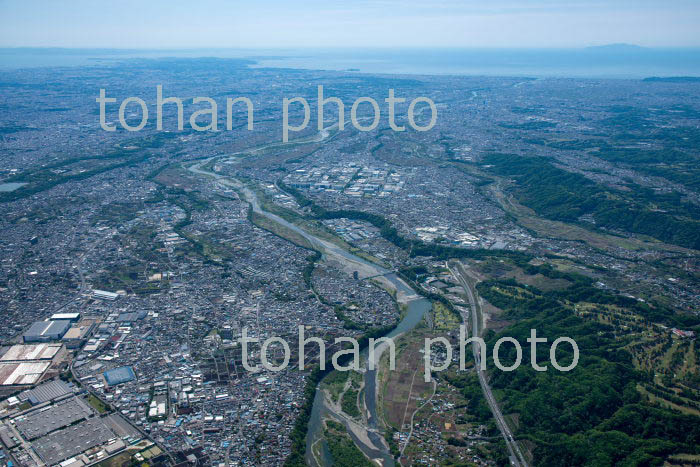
0,53 -> 699,467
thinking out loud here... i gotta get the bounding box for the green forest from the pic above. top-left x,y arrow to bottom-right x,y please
475,273 -> 700,466
480,153 -> 700,250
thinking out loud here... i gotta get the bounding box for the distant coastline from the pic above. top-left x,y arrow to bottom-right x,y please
642,76 -> 700,82
2,47 -> 700,79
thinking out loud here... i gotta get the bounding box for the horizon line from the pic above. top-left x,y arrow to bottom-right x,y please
4,44 -> 700,52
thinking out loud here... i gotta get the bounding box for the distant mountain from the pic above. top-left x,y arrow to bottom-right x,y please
584,43 -> 647,52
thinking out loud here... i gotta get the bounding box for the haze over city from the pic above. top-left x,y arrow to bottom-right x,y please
1,0 -> 700,48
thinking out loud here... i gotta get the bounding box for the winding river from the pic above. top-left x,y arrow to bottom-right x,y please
187,132 -> 431,466
306,281 -> 430,467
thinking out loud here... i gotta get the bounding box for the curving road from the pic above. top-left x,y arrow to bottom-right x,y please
448,261 -> 529,467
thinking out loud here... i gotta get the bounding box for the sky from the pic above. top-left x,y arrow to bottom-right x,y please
0,0 -> 699,49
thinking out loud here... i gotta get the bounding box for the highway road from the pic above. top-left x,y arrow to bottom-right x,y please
448,261 -> 529,467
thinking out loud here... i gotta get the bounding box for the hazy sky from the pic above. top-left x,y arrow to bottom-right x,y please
1,0 -> 699,49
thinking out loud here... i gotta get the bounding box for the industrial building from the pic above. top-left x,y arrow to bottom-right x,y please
92,289 -> 119,301
18,379 -> 73,406
0,343 -> 62,362
22,320 -> 72,343
62,320 -> 96,349
14,397 -> 93,440
0,361 -> 50,385
50,312 -> 81,322
2,395 -> 142,467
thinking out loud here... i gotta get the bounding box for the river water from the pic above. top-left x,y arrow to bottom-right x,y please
306,276 -> 431,467
187,138 -> 431,467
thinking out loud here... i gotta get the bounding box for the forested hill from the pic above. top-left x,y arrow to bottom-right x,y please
480,153 -> 700,250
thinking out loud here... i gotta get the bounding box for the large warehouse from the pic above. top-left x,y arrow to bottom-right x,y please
0,361 -> 50,385
23,320 -> 72,343
0,343 -> 62,362
49,312 -> 81,322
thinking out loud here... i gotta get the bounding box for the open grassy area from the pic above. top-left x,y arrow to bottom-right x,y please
87,394 -> 109,413
472,257 -> 572,292
252,184 -> 348,247
249,211 -> 314,250
321,371 -> 348,405
432,301 -> 461,331
380,330 -> 436,431
573,300 -> 700,414
96,451 -> 133,467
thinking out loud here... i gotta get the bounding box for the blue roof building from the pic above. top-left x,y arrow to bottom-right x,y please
103,366 -> 136,386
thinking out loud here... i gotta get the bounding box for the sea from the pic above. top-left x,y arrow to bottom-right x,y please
1,47 -> 700,79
